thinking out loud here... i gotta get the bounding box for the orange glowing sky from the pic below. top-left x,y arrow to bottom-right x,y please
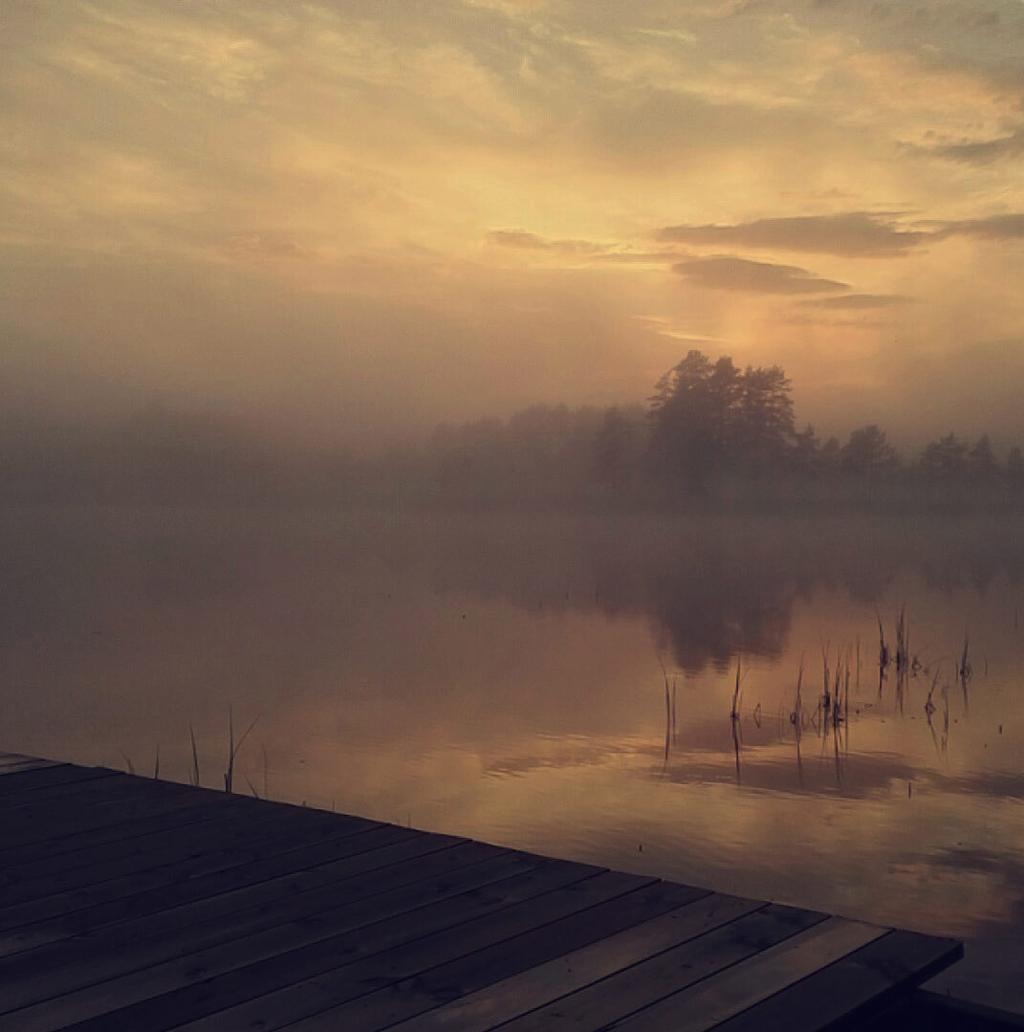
2,0 -> 1023,447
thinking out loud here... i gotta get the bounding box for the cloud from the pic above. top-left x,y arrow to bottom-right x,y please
672,256 -> 849,294
487,233 -> 687,265
930,128 -> 1024,164
224,232 -> 310,261
799,294 -> 913,309
593,250 -> 689,264
935,214 -> 1024,241
657,213 -> 929,257
486,230 -> 607,255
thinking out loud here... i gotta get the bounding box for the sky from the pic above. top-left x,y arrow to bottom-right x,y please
2,0 -> 1024,450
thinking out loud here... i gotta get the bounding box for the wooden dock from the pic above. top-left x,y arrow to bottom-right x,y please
0,752 -> 961,1031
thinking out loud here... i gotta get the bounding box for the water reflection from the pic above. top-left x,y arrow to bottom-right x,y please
1,507 -> 1023,1008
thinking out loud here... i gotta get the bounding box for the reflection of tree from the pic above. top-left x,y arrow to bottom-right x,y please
645,552 -> 797,674
411,513 -> 1024,676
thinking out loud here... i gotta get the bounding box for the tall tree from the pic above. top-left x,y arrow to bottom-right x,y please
841,425 -> 899,476
968,435 -> 997,480
647,350 -> 795,486
735,364 -> 795,470
919,433 -> 968,479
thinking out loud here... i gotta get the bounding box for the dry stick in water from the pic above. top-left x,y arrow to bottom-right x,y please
959,633 -> 972,681
895,605 -> 908,673
789,658 -> 804,737
924,665 -> 941,717
188,724 -> 201,787
959,633 -> 972,714
821,645 -> 831,712
671,677 -> 677,742
730,655 -> 743,720
224,705 -> 260,794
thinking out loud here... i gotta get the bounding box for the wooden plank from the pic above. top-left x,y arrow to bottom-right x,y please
0,803 -> 347,907
298,878 -> 715,1031
0,798 -> 247,867
0,838 -> 500,1014
498,903 -> 828,1032
43,860 -> 611,1032
0,770 -> 184,816
384,892 -> 766,1032
0,852 -> 563,1032
164,867 -> 648,1032
1,773 -> 205,820
0,758 -> 60,774
0,765 -> 115,796
0,800 -> 272,890
0,791 -> 320,881
0,810 -> 382,933
707,931 -> 964,1032
606,917 -> 889,1031
0,788 -> 244,853
0,761 -> 965,1032
23,829 -> 480,965
0,783 -> 231,851
0,820 -> 404,957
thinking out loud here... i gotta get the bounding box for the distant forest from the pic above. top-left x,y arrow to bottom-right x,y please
5,350 -> 1024,511
423,350 -> 1024,511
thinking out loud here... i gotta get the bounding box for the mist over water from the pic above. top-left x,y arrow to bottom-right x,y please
3,504 -> 1023,1007
5,1 -> 1024,1021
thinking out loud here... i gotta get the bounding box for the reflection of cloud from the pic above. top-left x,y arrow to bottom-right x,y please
658,213 -> 928,257
672,256 -> 849,294
799,294 -> 912,310
658,745 -> 921,799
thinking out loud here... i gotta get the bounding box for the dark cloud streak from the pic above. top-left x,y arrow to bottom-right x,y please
672,256 -> 849,294
800,294 -> 912,309
931,128 -> 1024,164
658,213 -> 929,257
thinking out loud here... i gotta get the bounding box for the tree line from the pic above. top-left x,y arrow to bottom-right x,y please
427,350 -> 1024,508
4,350 -> 1022,509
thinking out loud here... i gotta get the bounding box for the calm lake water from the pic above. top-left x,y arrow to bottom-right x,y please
3,506 -> 1023,1009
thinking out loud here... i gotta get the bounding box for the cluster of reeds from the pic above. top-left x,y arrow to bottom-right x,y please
119,707 -> 263,797
819,645 -> 851,731
223,706 -> 260,795
923,664 -> 951,754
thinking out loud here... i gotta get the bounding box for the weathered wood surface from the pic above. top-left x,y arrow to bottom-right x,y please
0,754 -> 962,1031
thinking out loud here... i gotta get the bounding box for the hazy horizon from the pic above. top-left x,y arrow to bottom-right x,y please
3,0 -> 1024,454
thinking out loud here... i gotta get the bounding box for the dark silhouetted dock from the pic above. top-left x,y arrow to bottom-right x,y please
0,752 -> 961,1030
